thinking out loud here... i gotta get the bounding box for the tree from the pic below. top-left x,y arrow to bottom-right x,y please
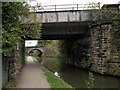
2,2 -> 41,57
2,2 -> 42,82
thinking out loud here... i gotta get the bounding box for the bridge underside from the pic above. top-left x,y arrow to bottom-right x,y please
25,22 -> 90,40
41,34 -> 86,40
41,22 -> 89,40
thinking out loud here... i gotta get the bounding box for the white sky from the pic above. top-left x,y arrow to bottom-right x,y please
25,40 -> 38,47
28,0 -> 120,6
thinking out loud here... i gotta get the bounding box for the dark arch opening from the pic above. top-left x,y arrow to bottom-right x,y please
28,49 -> 43,57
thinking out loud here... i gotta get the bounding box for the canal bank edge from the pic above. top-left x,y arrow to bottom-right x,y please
42,66 -> 73,88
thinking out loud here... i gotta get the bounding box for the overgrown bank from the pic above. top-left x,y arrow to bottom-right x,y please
43,67 -> 73,88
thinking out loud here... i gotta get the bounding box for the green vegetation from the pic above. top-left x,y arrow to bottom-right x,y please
32,50 -> 41,57
41,57 -> 61,72
32,56 -> 38,62
85,72 -> 94,88
25,55 -> 28,62
32,56 -> 42,63
38,40 -> 60,49
2,80 -> 16,88
31,50 -> 42,63
91,3 -> 120,40
43,68 -> 73,88
38,40 -> 52,46
2,2 -> 41,57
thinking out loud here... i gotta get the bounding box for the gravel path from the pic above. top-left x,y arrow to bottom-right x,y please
16,56 -> 50,88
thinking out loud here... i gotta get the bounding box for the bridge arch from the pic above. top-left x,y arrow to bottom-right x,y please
28,48 -> 43,57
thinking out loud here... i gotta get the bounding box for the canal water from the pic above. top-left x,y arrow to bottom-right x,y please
41,57 -> 120,88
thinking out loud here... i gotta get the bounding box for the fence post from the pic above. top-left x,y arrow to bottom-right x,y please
98,2 -> 101,9
55,5 -> 56,11
77,4 -> 78,10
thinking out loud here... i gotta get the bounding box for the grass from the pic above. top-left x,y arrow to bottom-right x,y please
32,56 -> 42,63
32,56 -> 38,62
43,68 -> 74,89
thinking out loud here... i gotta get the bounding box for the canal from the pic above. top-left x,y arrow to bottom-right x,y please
41,57 -> 120,88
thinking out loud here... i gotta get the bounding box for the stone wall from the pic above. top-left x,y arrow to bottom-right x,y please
89,24 -> 120,76
64,24 -> 120,76
90,25 -> 111,74
3,41 -> 25,81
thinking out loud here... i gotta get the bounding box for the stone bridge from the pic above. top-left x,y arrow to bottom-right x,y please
24,7 -> 99,40
22,4 -> 119,40
26,46 -> 57,57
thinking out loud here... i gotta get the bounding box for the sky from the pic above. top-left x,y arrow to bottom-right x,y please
28,0 -> 120,6
25,0 -> 120,47
25,40 -> 38,47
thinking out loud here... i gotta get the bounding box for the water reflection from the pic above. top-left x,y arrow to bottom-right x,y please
59,64 -> 120,88
41,57 -> 120,88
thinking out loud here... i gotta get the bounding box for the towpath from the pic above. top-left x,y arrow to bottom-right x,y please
16,56 -> 50,88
